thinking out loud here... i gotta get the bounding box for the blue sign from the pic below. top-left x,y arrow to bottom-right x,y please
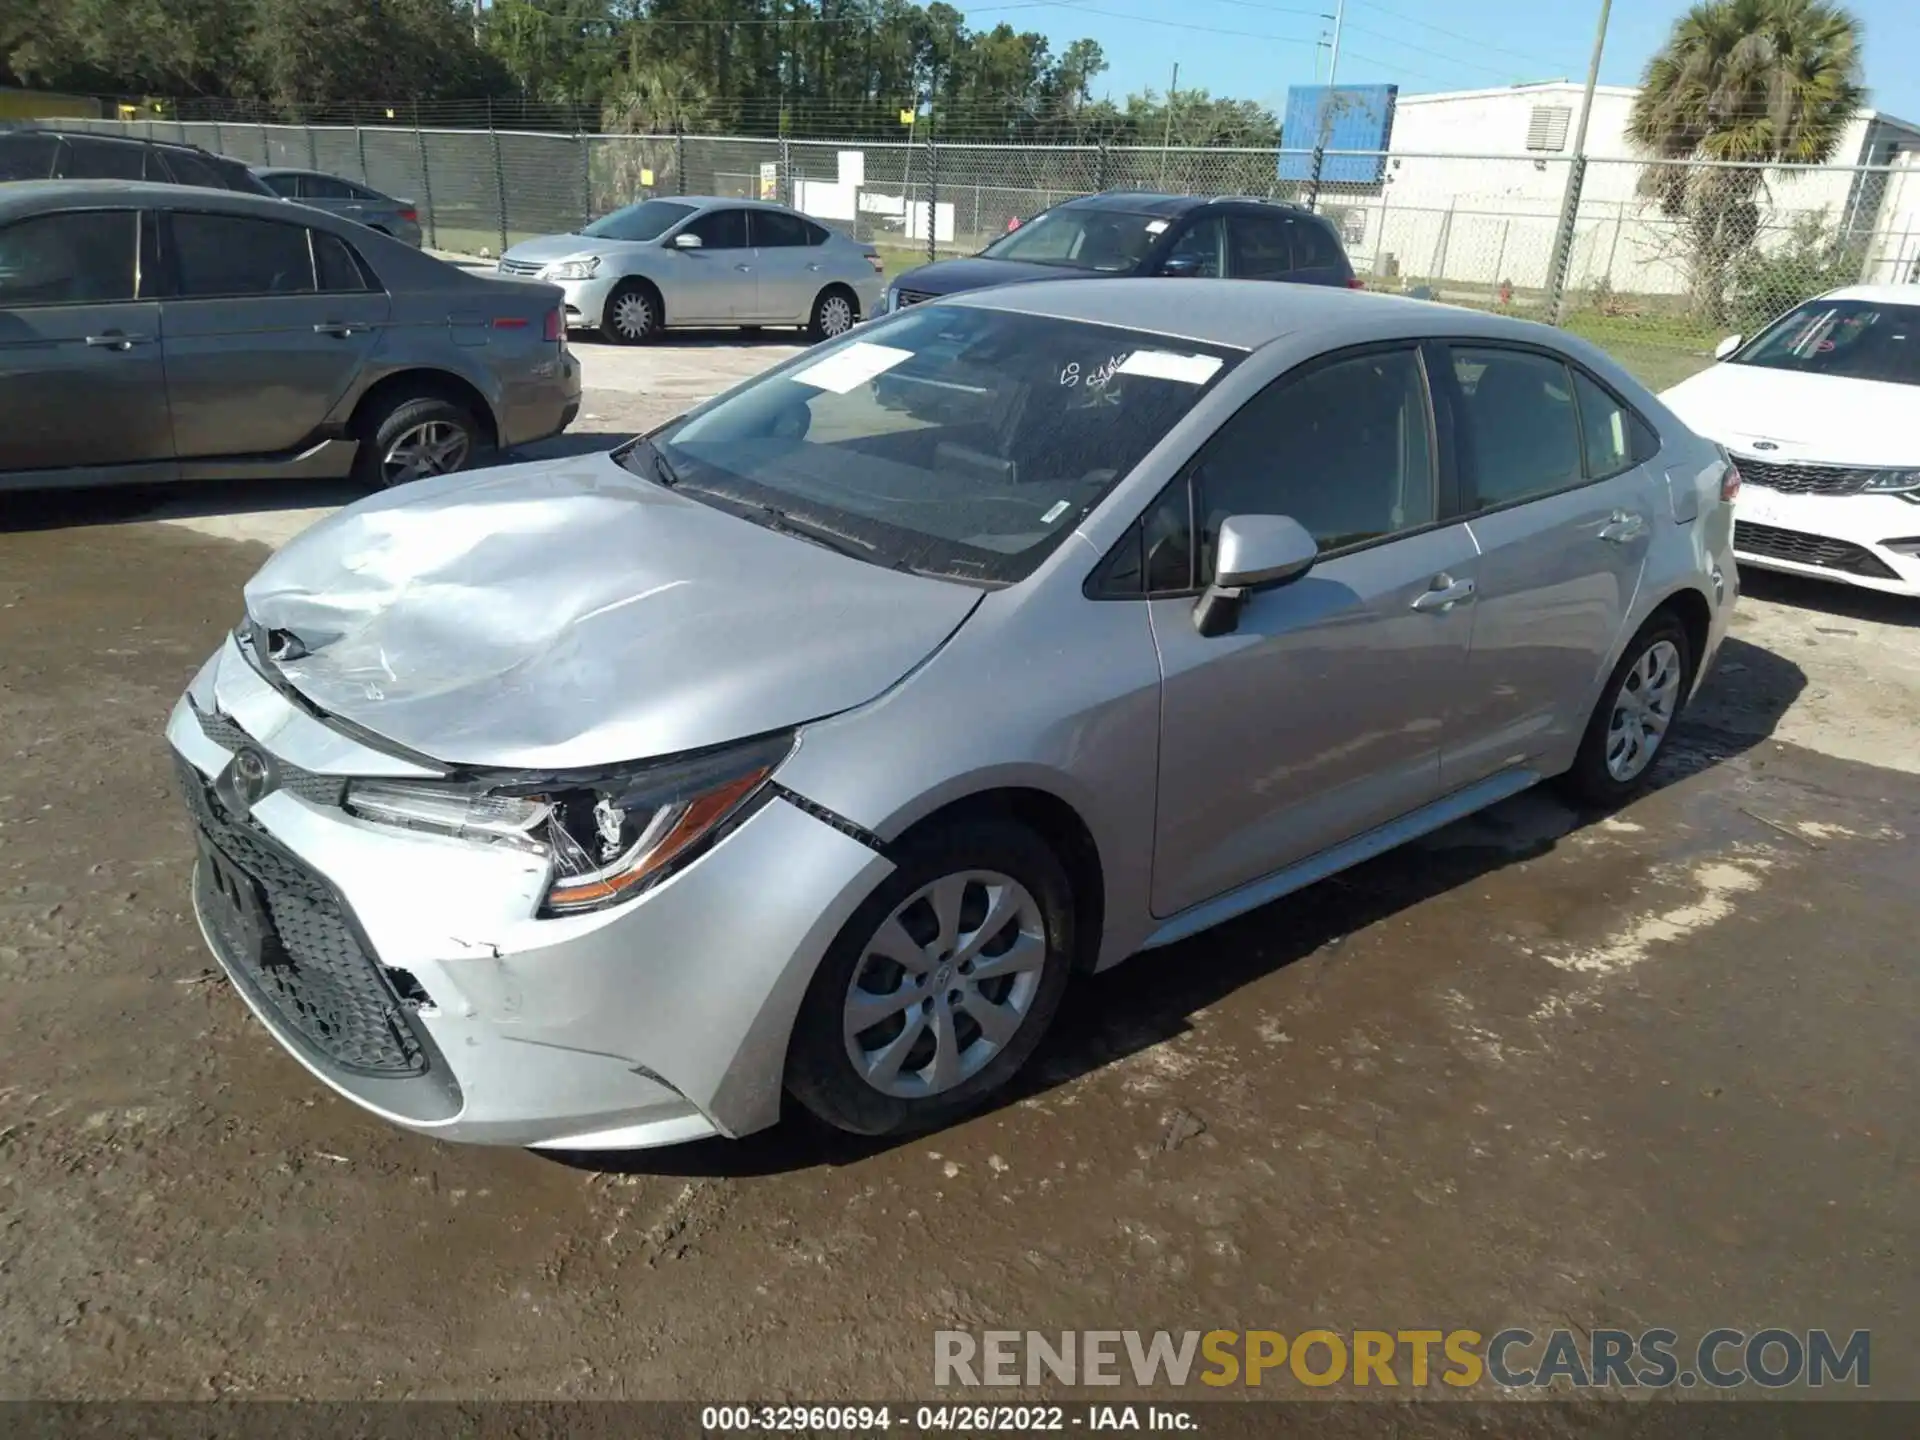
1279,84 -> 1397,184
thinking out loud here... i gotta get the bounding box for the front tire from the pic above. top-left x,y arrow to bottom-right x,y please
1560,613 -> 1694,807
602,280 -> 661,344
786,818 -> 1075,1137
352,394 -> 484,488
807,286 -> 857,342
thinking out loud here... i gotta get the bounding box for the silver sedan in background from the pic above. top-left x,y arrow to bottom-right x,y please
498,195 -> 885,343
168,281 -> 1736,1153
252,167 -> 424,248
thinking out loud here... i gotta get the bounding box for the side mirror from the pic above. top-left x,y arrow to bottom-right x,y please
1713,334 -> 1742,360
672,231 -> 704,250
1193,514 -> 1318,638
1159,253 -> 1203,278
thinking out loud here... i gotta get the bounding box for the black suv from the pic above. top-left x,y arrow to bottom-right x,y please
881,191 -> 1357,313
0,128 -> 275,196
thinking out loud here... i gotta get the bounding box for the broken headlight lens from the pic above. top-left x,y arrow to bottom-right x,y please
343,731 -> 794,915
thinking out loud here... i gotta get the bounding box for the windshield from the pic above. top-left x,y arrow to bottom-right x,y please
582,199 -> 695,242
1734,300 -> 1920,387
633,305 -> 1242,585
979,208 -> 1166,272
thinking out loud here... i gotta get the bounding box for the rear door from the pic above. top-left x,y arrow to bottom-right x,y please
1436,342 -> 1663,787
158,209 -> 389,460
665,207 -> 754,324
0,207 -> 173,480
748,208 -> 819,321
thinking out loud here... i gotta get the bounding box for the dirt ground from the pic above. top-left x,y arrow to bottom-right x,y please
1,337 -> 1915,1409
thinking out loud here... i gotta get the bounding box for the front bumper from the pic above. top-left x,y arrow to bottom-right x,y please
1732,485 -> 1920,596
168,638 -> 892,1150
550,273 -> 622,331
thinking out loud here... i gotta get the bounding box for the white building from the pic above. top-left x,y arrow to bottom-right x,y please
1332,80 -> 1920,297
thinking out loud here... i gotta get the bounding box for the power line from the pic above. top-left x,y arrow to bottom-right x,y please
1347,0 -> 1576,74
1048,1 -> 1323,46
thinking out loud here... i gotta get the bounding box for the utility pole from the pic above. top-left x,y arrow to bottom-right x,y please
1325,0 -> 1345,90
1303,0 -> 1345,212
1157,62 -> 1179,188
1545,0 -> 1613,323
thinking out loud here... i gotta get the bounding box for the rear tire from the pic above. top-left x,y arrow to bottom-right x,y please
786,818 -> 1074,1138
602,280 -> 661,344
1558,612 -> 1695,808
807,286 -> 857,342
352,393 -> 486,488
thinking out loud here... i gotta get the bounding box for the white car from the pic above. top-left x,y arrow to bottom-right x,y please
498,197 -> 885,344
1661,284 -> 1920,597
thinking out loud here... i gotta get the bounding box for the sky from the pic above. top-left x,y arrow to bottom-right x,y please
957,0 -> 1920,124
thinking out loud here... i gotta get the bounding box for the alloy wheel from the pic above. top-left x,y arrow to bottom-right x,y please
381,420 -> 470,484
842,870 -> 1047,1099
817,293 -> 854,337
1605,638 -> 1682,782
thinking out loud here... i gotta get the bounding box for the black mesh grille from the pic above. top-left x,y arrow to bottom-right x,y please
1735,457 -> 1877,496
193,704 -> 346,808
1734,521 -> 1901,579
895,288 -> 938,308
177,758 -> 427,1077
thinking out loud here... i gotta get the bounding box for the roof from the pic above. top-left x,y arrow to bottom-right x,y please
940,276 -> 1581,353
0,178 -> 309,221
6,124 -> 209,153
1826,283 -> 1920,305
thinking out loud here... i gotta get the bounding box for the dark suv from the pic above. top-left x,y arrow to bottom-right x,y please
0,127 -> 275,196
879,191 -> 1357,314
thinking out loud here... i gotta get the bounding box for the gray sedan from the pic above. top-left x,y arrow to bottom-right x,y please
499,196 -> 885,343
0,180 -> 579,492
168,280 -> 1737,1152
253,167 -> 424,248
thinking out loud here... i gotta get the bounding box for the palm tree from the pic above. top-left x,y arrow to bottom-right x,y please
596,57 -> 711,213
1628,0 -> 1865,322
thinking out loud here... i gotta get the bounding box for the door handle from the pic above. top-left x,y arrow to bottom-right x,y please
1410,574 -> 1476,612
313,322 -> 367,337
806,262 -> 822,271
84,332 -> 152,350
1598,510 -> 1648,543
734,263 -> 753,273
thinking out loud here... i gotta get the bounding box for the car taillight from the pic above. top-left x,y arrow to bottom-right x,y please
398,207 -> 418,223
1721,462 -> 1742,503
543,307 -> 564,344
1347,277 -> 1366,289
865,253 -> 884,273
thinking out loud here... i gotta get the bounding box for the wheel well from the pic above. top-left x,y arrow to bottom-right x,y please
895,788 -> 1105,973
818,281 -> 859,319
350,369 -> 498,449
366,224 -> 392,235
609,274 -> 665,327
1651,587 -> 1711,674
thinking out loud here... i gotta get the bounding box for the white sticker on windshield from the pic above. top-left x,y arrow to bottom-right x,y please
1145,219 -> 1169,234
1116,349 -> 1223,385
789,341 -> 913,394
1042,500 -> 1071,524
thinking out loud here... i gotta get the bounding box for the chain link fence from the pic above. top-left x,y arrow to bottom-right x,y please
37,116 -> 1920,387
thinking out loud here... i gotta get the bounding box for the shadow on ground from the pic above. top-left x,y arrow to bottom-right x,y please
550,635 -> 1807,1181
1736,566 -> 1920,628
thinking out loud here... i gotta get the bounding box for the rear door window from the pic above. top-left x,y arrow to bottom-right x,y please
302,174 -> 356,200
0,210 -> 138,306
57,137 -> 147,181
1449,346 -> 1585,509
258,172 -> 301,198
158,148 -> 225,189
1227,213 -> 1293,279
752,209 -> 811,247
169,212 -> 317,297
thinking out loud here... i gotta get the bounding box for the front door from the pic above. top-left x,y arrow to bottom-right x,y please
0,208 -> 174,481
1435,343 -> 1662,786
1148,344 -> 1477,918
158,210 -> 388,460
665,207 -> 755,324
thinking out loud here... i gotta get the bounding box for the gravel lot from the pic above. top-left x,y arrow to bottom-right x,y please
1,335 -> 1914,1407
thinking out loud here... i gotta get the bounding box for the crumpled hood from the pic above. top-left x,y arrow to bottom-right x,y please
895,255 -> 1102,297
499,232 -> 631,267
242,453 -> 981,770
1660,363 -> 1920,467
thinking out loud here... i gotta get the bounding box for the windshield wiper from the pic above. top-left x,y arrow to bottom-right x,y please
624,435 -> 683,489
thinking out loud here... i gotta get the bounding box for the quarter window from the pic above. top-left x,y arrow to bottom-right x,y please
1290,218 -> 1344,270
314,231 -> 372,292
160,149 -> 225,189
171,213 -> 316,297
1195,346 -> 1436,577
1450,347 -> 1583,509
0,210 -> 138,306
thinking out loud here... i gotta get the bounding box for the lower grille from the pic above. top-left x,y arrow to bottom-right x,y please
1734,457 -> 1876,496
1734,521 -> 1900,580
895,288 -> 938,308
177,758 -> 428,1077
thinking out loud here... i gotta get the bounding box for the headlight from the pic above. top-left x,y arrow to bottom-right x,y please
542,257 -> 601,280
344,731 -> 793,915
1862,468 -> 1920,494
878,287 -> 896,314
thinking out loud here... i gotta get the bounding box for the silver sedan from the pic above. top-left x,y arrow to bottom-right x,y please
168,280 -> 1737,1152
498,196 -> 885,343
